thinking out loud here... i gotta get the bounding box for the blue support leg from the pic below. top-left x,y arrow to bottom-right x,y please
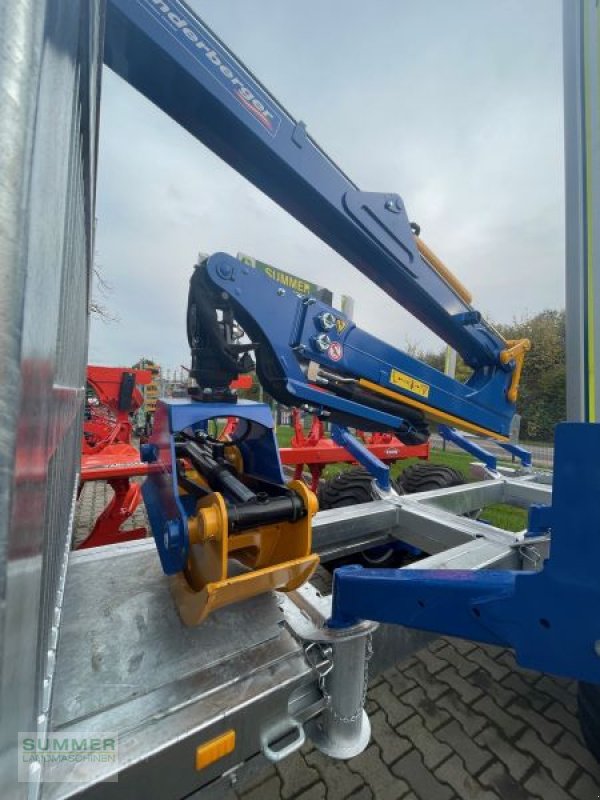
330,424 -> 391,491
438,424 -> 497,471
438,425 -> 532,470
494,440 -> 533,468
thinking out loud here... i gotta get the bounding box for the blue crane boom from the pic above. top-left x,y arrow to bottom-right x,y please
104,0 -> 492,363
104,0 -> 529,441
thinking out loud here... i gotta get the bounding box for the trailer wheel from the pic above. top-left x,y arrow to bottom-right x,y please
578,682 -> 600,761
318,468 -> 406,568
319,467 -> 382,509
399,462 -> 465,494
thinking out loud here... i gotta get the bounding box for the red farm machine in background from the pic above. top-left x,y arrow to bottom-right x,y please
280,408 -> 430,490
78,365 -> 153,548
83,365 -> 151,456
79,368 -> 255,549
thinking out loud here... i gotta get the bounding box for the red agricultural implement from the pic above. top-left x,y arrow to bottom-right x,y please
79,369 -> 255,548
279,409 -> 430,490
78,365 -> 153,548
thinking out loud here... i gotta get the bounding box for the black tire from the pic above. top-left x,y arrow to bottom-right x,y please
578,682 -> 600,761
399,462 -> 465,494
318,468 -> 405,568
319,468 -> 380,509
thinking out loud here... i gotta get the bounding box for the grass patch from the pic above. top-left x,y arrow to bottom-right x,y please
478,503 -> 527,532
277,425 -> 529,531
276,425 -> 295,448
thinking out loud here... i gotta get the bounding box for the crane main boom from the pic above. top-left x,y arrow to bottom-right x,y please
105,0 -> 507,371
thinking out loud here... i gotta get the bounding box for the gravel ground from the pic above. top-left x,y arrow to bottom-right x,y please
75,482 -> 600,800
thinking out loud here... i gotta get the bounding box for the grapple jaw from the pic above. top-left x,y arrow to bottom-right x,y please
142,398 -> 318,625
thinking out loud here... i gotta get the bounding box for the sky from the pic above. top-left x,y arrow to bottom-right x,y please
90,0 -> 564,371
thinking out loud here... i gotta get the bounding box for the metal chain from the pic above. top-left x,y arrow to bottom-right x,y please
519,544 -> 542,568
305,633 -> 374,723
304,641 -> 333,707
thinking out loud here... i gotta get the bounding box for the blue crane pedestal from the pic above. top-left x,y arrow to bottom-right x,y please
328,423 -> 600,684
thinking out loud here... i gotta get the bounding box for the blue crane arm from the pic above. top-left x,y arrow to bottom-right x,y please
192,253 -> 516,439
104,0 -> 507,371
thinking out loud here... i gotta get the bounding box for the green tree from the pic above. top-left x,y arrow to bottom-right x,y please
409,310 -> 566,442
496,310 -> 565,441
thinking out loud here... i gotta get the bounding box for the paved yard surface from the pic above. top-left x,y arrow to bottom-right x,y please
75,482 -> 600,800
74,478 -> 149,547
233,638 -> 600,800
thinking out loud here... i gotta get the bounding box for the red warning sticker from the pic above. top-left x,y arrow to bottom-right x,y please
328,341 -> 343,362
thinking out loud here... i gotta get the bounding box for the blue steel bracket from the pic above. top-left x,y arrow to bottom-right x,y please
438,425 -> 497,471
330,424 -> 391,491
527,504 -> 553,536
329,423 -> 600,683
342,191 -> 419,274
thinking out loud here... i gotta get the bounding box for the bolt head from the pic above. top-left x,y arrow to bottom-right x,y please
217,262 -> 233,279
318,311 -> 336,330
164,520 -> 182,551
314,333 -> 331,352
277,287 -> 286,296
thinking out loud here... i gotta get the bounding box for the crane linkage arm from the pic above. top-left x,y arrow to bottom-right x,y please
189,254 -> 518,439
105,0 -> 528,439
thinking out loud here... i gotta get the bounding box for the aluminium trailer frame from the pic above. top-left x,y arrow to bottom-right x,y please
41,468 -> 550,799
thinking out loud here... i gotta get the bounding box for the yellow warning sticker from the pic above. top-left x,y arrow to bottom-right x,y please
390,369 -> 430,399
335,318 -> 347,334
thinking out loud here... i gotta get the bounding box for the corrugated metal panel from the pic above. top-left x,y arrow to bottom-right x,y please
0,1 -> 103,796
